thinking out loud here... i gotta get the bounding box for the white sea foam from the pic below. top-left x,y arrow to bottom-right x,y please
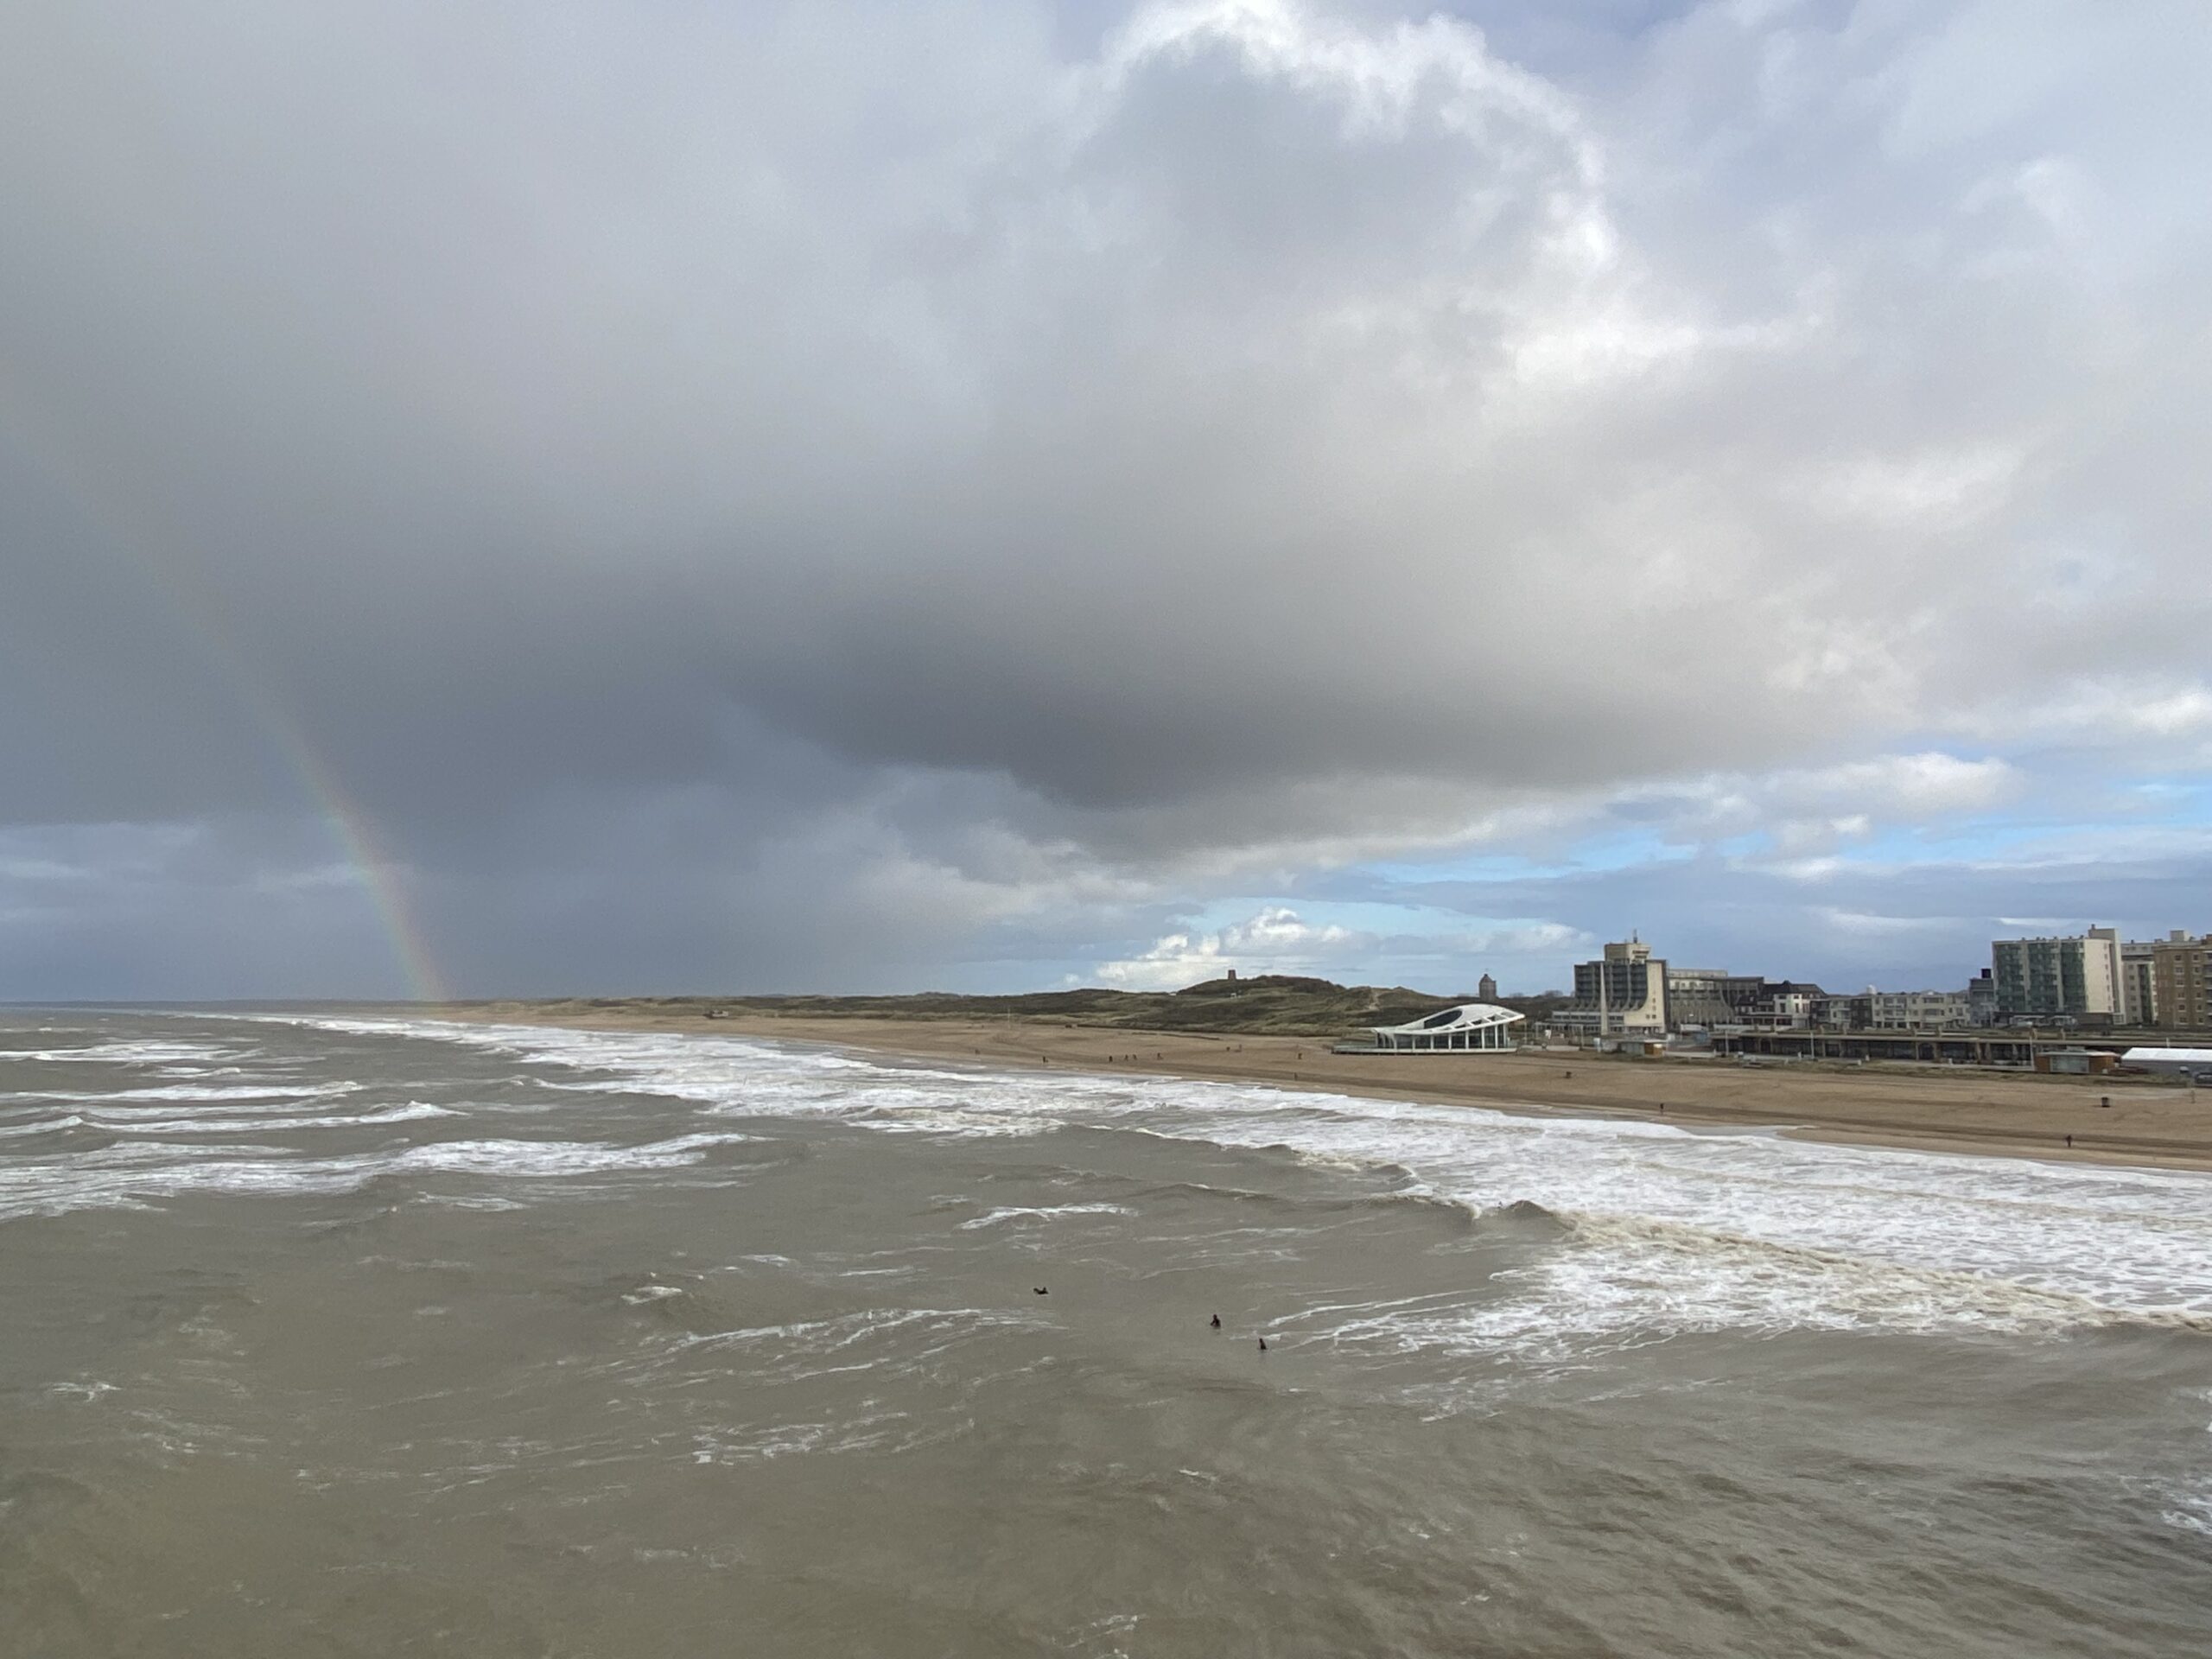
2160,1484 -> 2212,1537
646,1306 -> 1046,1388
0,1130 -> 756,1221
685,1408 -> 936,1465
73,1102 -> 461,1135
959,1203 -> 1139,1229
11,1081 -> 365,1104
0,1039 -> 255,1066
0,1114 -> 86,1139
279,1012 -> 2212,1350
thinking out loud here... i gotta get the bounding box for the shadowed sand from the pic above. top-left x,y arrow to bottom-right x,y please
431,1004 -> 2212,1173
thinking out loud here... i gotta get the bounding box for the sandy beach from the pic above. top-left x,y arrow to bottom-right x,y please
441,1004 -> 2212,1173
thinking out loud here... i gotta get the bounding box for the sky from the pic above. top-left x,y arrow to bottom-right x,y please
4,0 -> 2211,1001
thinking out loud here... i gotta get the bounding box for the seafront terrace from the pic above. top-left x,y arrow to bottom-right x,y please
1711,1029 -> 2147,1068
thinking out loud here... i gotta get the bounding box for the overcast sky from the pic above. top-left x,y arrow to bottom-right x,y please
5,0 -> 2210,1001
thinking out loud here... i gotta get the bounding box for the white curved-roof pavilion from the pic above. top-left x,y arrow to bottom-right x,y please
1370,1003 -> 1525,1052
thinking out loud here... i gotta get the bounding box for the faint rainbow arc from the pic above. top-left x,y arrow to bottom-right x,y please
245,699 -> 454,1005
0,373 -> 451,1001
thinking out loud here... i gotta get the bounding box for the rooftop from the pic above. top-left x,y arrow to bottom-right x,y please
1370,1002 -> 1526,1036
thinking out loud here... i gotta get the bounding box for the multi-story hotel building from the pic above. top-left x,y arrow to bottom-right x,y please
1560,938 -> 1669,1037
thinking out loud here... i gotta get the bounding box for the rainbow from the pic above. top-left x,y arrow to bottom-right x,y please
249,701 -> 452,1004
0,372 -> 450,1001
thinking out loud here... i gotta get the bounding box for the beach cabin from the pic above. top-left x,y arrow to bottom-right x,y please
1370,1003 -> 1525,1053
2035,1046 -> 2114,1076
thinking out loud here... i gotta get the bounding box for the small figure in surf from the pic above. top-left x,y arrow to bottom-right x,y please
1034,1287 -> 1048,1294
1210,1313 -> 1221,1329
1257,1337 -> 1268,1352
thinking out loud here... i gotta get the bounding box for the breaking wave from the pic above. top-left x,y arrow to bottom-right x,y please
276,1013 -> 2212,1349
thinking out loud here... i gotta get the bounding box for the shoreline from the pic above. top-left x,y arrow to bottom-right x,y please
425,1004 -> 2212,1174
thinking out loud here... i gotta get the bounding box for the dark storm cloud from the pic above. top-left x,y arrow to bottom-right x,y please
4,0 -> 2210,994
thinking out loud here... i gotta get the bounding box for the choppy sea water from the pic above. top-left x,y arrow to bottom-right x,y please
4,1009 -> 2211,1656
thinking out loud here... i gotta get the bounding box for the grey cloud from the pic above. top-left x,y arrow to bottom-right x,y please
4,0 -> 2209,994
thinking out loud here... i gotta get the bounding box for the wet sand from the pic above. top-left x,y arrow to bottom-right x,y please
442,1006 -> 2212,1173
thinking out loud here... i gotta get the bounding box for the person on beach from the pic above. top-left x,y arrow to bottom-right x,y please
1210,1313 -> 1221,1329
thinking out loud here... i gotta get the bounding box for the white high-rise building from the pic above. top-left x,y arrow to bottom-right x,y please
1560,939 -> 1669,1036
1990,928 -> 2121,1020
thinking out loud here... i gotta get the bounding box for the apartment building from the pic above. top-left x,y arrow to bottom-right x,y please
2152,932 -> 2212,1031
1663,967 -> 1768,1029
1865,989 -> 1973,1029
2120,938 -> 2161,1026
1990,929 -> 2121,1020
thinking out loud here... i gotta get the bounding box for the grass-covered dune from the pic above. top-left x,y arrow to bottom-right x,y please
469,976 -> 1569,1039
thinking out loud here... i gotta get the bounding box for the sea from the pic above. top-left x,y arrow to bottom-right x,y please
4,1007 -> 2211,1656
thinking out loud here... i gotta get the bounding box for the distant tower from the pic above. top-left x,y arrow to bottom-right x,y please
1478,972 -> 1498,1001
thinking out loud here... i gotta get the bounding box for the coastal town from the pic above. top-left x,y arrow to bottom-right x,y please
1503,928 -> 2212,1076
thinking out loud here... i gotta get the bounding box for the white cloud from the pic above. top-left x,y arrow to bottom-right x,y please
1770,814 -> 1874,856
1799,444 -> 2022,529
1949,680 -> 2212,747
1093,905 -> 1357,989
1775,753 -> 2024,817
1814,907 -> 1956,937
1616,752 -> 2020,856
1090,908 -> 1592,990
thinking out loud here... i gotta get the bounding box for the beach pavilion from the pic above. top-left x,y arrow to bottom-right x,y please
1369,1003 -> 1526,1052
2120,1046 -> 2212,1081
